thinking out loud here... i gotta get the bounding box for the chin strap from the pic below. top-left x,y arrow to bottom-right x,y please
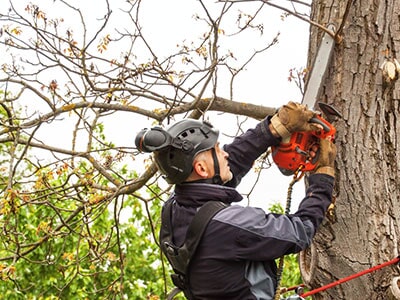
187,147 -> 223,185
210,148 -> 223,185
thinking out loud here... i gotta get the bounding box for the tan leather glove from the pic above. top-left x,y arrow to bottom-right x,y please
314,138 -> 337,177
270,101 -> 321,140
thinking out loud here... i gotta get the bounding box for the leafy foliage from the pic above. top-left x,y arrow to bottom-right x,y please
0,161 -> 170,299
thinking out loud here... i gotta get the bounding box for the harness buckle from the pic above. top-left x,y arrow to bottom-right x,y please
164,242 -> 178,256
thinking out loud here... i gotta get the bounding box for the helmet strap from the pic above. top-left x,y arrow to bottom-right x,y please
182,147 -> 223,185
210,148 -> 223,185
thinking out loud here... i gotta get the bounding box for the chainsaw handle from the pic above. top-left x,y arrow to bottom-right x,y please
310,116 -> 330,132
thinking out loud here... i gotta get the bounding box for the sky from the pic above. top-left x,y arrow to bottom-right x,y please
131,0 -> 312,211
141,0 -> 312,211
3,0 -> 312,212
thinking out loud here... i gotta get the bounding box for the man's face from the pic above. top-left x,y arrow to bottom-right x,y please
213,143 -> 233,183
193,143 -> 233,183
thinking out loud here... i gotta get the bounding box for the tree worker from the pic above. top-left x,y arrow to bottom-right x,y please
135,101 -> 337,300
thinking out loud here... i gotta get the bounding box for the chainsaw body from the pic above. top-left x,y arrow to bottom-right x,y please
272,103 -> 340,176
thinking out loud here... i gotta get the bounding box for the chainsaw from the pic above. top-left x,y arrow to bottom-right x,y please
272,24 -> 340,176
271,102 -> 342,175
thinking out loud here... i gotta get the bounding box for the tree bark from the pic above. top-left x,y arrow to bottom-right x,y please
299,0 -> 400,299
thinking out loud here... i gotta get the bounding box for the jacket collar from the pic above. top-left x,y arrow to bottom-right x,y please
173,182 -> 243,207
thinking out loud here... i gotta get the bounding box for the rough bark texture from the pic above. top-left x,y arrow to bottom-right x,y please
299,0 -> 400,299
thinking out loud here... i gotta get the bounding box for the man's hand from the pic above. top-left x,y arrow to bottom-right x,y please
270,101 -> 322,140
314,138 -> 337,177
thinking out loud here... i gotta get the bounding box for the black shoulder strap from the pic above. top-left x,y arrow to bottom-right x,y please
162,200 -> 227,300
184,201 -> 227,262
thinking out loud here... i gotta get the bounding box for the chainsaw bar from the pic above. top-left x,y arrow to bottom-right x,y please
302,25 -> 336,109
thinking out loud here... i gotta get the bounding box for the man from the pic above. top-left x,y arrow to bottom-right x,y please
135,102 -> 336,300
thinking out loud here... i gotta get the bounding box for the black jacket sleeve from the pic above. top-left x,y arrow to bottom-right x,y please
223,117 -> 280,187
293,172 -> 334,229
210,173 -> 334,260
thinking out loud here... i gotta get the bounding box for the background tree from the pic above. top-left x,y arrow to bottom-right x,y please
0,0 -> 307,298
4,0 -> 398,299
298,0 -> 400,299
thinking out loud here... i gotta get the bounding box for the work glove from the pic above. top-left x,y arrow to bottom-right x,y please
270,101 -> 321,140
314,138 -> 337,177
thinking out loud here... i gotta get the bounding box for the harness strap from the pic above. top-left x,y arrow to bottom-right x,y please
161,200 -> 228,299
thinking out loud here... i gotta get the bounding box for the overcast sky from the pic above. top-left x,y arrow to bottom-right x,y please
4,0 -> 312,212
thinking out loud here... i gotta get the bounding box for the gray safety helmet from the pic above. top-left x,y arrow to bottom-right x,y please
135,119 -> 219,184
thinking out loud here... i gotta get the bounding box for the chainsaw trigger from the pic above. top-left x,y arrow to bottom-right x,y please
309,116 -> 330,132
295,146 -> 308,156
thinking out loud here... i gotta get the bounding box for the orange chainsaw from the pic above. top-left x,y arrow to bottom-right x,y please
271,102 -> 342,175
272,24 -> 340,176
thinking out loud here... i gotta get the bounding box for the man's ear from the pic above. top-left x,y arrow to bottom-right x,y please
192,160 -> 210,178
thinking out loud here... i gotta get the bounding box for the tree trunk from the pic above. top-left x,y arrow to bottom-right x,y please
299,1 -> 400,299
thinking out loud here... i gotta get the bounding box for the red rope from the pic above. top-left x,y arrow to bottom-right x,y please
301,256 -> 400,298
